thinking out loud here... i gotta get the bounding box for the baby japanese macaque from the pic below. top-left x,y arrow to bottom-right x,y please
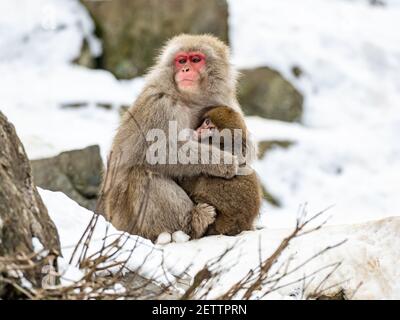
179,106 -> 262,236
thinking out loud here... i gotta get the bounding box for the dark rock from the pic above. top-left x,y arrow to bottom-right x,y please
96,103 -> 112,110
73,39 -> 97,69
119,105 -> 130,119
261,184 -> 281,207
258,140 -> 294,159
257,140 -> 295,207
369,0 -> 385,6
291,65 -> 303,78
60,102 -> 114,111
0,111 -> 60,297
238,67 -> 303,122
60,102 -> 88,109
31,145 -> 104,211
80,0 -> 229,79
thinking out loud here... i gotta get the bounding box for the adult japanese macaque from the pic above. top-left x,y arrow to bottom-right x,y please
179,106 -> 262,236
98,34 -> 256,244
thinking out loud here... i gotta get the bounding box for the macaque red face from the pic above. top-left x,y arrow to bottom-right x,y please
195,117 -> 216,140
174,51 -> 206,92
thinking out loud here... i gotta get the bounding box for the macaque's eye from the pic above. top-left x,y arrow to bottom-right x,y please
178,58 -> 187,64
191,56 -> 202,63
204,118 -> 210,125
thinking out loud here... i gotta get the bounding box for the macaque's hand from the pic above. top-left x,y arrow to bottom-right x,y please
192,129 -> 199,141
214,154 -> 239,179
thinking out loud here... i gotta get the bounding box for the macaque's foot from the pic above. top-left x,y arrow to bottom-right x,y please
172,230 -> 190,243
155,232 -> 172,245
191,203 -> 216,238
205,224 -> 219,236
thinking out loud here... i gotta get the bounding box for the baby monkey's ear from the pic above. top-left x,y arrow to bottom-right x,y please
195,117 -> 217,140
202,117 -> 216,129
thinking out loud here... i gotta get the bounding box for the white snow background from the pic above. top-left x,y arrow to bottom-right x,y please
1,0 -> 400,299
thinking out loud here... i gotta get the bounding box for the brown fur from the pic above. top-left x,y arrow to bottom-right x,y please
97,35 -> 256,242
179,106 -> 262,236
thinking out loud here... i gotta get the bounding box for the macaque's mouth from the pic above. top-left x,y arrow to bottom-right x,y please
178,79 -> 198,87
178,78 -> 196,83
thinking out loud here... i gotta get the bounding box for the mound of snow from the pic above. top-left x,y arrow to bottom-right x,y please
41,189 -> 400,299
39,189 -> 176,285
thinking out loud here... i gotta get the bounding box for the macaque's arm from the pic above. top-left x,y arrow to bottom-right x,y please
116,95 -> 238,179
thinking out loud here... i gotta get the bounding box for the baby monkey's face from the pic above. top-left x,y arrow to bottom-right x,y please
195,117 -> 217,140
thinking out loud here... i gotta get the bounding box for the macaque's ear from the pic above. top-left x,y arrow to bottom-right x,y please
204,118 -> 211,126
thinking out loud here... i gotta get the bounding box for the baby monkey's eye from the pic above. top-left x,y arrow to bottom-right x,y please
191,56 -> 202,63
204,118 -> 210,125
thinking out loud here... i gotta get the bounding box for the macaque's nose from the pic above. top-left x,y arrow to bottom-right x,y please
181,66 -> 190,72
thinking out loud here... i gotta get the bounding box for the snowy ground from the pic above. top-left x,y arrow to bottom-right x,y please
40,189 -> 400,299
1,0 -> 400,299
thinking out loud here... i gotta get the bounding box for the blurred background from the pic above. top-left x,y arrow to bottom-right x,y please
1,0 -> 399,228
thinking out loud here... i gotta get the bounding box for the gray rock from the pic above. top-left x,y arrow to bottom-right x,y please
80,0 -> 229,79
239,67 -> 304,122
0,111 -> 60,297
258,140 -> 294,159
73,39 -> 97,69
31,145 -> 104,211
261,184 -> 281,208
291,65 -> 303,78
119,105 -> 130,119
257,140 -> 295,207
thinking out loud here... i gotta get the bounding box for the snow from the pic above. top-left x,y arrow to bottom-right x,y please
1,0 -> 400,299
31,237 -> 45,253
41,188 -> 400,299
227,0 -> 400,227
0,0 -> 143,160
39,189 -> 182,286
